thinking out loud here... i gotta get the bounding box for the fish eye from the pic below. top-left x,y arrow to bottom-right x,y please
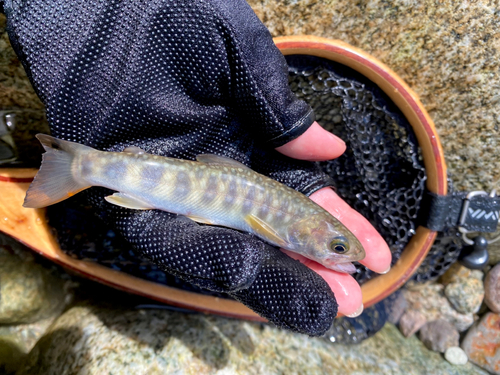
330,236 -> 350,254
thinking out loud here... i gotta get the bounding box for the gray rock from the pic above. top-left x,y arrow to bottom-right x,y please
16,304 -> 488,375
0,336 -> 25,375
484,263 -> 500,313
0,245 -> 72,324
418,319 -> 459,353
399,309 -> 427,337
403,282 -> 475,332
444,277 -> 484,314
445,347 -> 468,366
387,292 -> 407,325
462,313 -> 500,374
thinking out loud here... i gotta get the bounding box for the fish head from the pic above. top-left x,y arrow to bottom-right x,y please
288,213 -> 366,274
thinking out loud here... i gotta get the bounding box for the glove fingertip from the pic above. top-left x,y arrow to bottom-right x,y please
230,249 -> 338,336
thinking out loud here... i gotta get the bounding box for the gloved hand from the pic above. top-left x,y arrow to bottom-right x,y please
3,0 -> 391,335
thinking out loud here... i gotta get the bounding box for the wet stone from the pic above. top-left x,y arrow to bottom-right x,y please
15,304 -> 488,375
445,347 -> 469,366
399,309 -> 426,337
461,313 -> 500,374
418,319 -> 459,353
484,263 -> 500,313
0,248 -> 71,324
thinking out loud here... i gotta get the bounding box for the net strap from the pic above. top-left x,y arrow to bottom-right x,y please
419,189 -> 500,233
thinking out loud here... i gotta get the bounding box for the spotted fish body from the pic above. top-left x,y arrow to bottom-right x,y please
24,134 -> 365,273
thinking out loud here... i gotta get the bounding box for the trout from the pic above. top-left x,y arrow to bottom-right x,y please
24,134 -> 365,273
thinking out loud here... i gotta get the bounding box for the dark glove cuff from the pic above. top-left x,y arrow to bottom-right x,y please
266,108 -> 315,148
299,173 -> 336,197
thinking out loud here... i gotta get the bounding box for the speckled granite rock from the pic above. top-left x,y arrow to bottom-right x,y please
17,304 -> 488,375
440,263 -> 477,285
461,313 -> 500,375
3,1 -> 500,190
442,267 -> 484,314
490,241 -> 500,266
403,282 -> 474,332
485,263 -> 500,313
0,317 -> 56,375
0,245 -> 71,324
247,0 -> 500,192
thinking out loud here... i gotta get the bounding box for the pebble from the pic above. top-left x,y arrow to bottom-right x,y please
418,319 -> 459,353
387,292 -> 407,325
445,347 -> 468,366
440,263 -> 472,285
484,263 -> 500,313
461,312 -> 500,374
398,309 -> 426,337
444,277 -> 484,314
403,283 -> 474,332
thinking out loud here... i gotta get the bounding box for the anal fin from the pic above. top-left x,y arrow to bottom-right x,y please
105,193 -> 153,210
245,214 -> 288,247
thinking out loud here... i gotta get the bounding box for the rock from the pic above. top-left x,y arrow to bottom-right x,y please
399,310 -> 426,337
485,263 -> 500,313
403,282 -> 475,332
0,336 -> 25,375
387,292 -> 407,325
438,262 -> 485,314
441,263 -> 474,285
16,304 -> 488,375
444,277 -> 484,314
418,319 -> 459,353
462,313 -> 500,374
0,244 -> 72,324
445,347 -> 468,366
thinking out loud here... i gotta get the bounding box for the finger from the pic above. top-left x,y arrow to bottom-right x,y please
275,121 -> 346,161
310,187 -> 392,274
282,250 -> 363,317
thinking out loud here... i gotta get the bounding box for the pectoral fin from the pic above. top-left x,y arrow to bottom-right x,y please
245,215 -> 288,248
105,193 -> 153,210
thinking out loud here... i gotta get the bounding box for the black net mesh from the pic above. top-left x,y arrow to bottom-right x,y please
46,54 -> 461,343
286,55 -> 427,284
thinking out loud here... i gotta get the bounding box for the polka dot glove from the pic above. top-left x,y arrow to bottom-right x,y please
4,0 -> 337,335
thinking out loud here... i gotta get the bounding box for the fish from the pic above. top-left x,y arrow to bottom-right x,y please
24,134 -> 365,273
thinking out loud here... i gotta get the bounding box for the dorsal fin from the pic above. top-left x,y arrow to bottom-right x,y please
196,154 -> 250,170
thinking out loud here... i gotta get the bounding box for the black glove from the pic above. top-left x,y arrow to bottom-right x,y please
4,0 -> 338,335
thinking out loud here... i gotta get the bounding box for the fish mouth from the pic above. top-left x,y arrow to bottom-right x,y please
328,262 -> 357,274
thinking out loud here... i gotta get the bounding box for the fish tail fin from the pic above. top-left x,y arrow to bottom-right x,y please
23,134 -> 94,208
